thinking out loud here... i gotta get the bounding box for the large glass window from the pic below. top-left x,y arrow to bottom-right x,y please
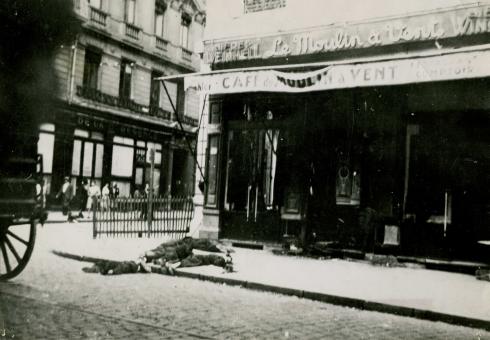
71,129 -> 104,193
111,136 -> 134,177
37,123 -> 55,194
119,59 -> 133,100
83,48 -> 101,90
205,135 -> 220,207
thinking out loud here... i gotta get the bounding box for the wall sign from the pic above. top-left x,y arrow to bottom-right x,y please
204,5 -> 490,63
244,0 -> 286,14
185,50 -> 490,94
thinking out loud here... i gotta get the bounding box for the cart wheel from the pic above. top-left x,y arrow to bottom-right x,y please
0,220 -> 36,280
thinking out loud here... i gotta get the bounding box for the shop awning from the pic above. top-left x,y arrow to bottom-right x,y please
157,46 -> 490,95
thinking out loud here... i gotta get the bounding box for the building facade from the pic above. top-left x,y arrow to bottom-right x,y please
37,0 -> 206,204
193,0 -> 490,263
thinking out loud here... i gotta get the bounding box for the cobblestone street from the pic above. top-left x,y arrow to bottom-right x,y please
0,223 -> 489,339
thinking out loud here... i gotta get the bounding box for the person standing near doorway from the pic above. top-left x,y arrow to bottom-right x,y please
56,176 -> 73,219
77,178 -> 89,219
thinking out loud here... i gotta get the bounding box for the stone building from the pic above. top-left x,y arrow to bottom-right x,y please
37,0 -> 205,203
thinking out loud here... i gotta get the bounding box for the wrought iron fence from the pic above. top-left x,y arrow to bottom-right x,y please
92,196 -> 194,238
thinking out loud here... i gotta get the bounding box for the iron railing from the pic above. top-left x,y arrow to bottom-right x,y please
92,196 -> 194,238
90,7 -> 107,26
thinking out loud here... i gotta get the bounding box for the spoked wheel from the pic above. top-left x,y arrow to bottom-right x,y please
0,219 -> 36,280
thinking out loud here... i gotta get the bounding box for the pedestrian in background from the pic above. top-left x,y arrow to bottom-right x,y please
77,178 -> 88,219
87,181 -> 100,218
56,176 -> 73,219
102,183 -> 110,212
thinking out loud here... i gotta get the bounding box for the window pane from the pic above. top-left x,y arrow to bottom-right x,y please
180,24 -> 188,48
155,14 -> 163,36
126,0 -> 135,24
119,60 -> 133,99
111,145 -> 134,177
40,123 -> 55,132
113,136 -> 134,146
91,132 -> 104,140
137,140 -> 146,147
155,151 -> 162,165
94,143 -> 104,177
82,141 -> 94,177
83,49 -> 101,90
71,140 -> 82,176
38,132 -> 55,174
74,129 -> 90,138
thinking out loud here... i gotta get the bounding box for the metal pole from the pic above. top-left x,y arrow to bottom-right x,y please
148,149 -> 155,235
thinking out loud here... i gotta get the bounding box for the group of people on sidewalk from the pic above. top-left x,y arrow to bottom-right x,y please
56,176 -> 120,222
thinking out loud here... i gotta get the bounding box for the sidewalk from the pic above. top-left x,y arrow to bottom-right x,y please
41,221 -> 490,331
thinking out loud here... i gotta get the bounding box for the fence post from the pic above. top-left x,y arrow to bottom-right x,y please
148,148 -> 155,236
92,196 -> 98,239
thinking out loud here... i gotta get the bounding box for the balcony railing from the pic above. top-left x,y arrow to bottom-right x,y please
77,85 -> 146,115
125,23 -> 141,40
76,86 -> 198,127
181,48 -> 192,62
90,7 -> 107,26
155,36 -> 168,51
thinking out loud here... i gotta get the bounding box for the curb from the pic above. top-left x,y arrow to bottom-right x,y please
173,270 -> 490,332
53,250 -> 490,332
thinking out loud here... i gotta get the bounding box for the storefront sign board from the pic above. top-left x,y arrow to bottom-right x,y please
204,5 -> 490,63
185,50 -> 490,94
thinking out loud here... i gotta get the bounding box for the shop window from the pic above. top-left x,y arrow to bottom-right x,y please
154,2 -> 166,37
37,123 -> 55,194
71,129 -> 104,193
125,0 -> 136,24
111,136 -> 134,177
180,14 -> 191,49
83,48 -> 101,90
119,59 -> 133,100
205,135 -> 220,207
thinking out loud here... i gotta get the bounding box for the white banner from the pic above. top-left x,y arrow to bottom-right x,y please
184,50 -> 490,94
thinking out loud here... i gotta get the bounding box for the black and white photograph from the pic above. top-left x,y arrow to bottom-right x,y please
0,0 -> 489,338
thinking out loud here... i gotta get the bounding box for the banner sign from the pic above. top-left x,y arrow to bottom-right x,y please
204,5 -> 490,64
184,50 -> 490,94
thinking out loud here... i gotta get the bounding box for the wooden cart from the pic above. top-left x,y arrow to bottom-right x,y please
0,133 -> 46,280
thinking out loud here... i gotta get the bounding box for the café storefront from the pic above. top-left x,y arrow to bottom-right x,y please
188,4 -> 490,262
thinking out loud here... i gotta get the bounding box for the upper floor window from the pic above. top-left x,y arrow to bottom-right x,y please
154,1 -> 166,37
150,70 -> 163,108
89,0 -> 102,9
83,48 -> 101,90
125,0 -> 136,24
119,59 -> 133,100
180,14 -> 191,49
